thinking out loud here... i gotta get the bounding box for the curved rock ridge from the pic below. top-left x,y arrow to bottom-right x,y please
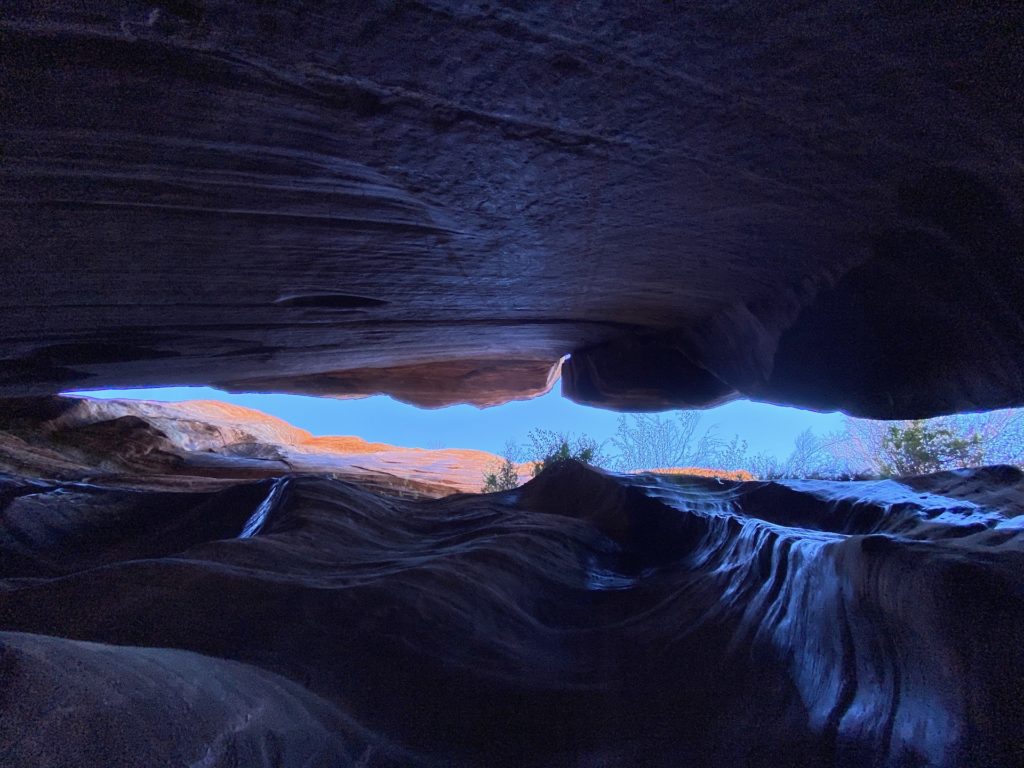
0,630 -> 413,767
1,461 -> 1021,766
0,395 -> 527,496
2,2 -> 1024,416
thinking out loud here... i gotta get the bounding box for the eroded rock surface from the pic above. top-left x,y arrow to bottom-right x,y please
3,2 -> 1023,416
0,395 -> 522,496
3,4 -> 1024,762
0,461 -> 1021,766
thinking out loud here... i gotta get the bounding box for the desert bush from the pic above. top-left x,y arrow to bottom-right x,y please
482,458 -> 520,493
610,413 -> 729,471
748,428 -> 854,480
482,431 -> 606,489
877,420 -> 983,476
526,429 -> 607,476
481,439 -> 525,492
826,410 -> 1023,477
485,407 -> 1023,489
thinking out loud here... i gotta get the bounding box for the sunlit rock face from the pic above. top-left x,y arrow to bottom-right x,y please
0,460 -> 1021,766
3,2 -> 1023,416
0,396 -> 520,496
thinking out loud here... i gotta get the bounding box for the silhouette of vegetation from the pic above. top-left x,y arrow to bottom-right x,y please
877,420 -> 983,476
609,413 -> 749,472
481,439 -> 523,493
483,409 -> 1023,488
747,428 -> 847,480
526,429 -> 606,476
481,431 -> 608,490
481,457 -> 519,493
828,410 -> 1023,478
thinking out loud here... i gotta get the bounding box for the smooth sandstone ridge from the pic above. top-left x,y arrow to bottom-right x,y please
3,2 -> 1023,416
0,395 -> 529,497
1,460 -> 1022,766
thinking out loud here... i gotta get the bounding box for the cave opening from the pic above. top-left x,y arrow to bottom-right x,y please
3,1 -> 1024,764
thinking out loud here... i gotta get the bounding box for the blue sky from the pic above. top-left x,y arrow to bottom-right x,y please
67,386 -> 846,459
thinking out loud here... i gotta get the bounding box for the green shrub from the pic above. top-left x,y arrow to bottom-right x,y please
878,420 -> 983,476
482,458 -> 520,493
526,429 -> 605,476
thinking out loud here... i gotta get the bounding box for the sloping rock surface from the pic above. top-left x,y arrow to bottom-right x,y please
3,2 -> 1024,416
0,395 -> 523,496
1,460 -> 1022,766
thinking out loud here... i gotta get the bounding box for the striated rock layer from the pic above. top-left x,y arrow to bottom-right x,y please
3,2 -> 1024,416
0,395 -> 527,497
1,459 -> 1022,766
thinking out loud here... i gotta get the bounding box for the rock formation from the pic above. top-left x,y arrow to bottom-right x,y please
1,457 -> 1022,766
3,2 -> 1024,765
0,395 -> 523,496
3,1 -> 1023,416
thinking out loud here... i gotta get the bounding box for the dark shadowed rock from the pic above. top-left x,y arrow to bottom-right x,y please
0,462 -> 1022,766
0,630 -> 412,767
2,2 -> 1023,416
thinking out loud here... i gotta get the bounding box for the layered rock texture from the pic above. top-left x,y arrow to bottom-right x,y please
0,399 -> 1022,767
3,1 -> 1024,416
1,455 -> 1022,766
0,396 -> 522,497
3,2 -> 1024,765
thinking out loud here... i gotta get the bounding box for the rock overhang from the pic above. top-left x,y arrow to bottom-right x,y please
2,1 -> 1022,418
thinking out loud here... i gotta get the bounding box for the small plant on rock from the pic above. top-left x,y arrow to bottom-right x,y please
526,429 -> 605,476
482,458 -> 520,493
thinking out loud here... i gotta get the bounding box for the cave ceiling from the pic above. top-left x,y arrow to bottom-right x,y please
2,1 -> 1023,417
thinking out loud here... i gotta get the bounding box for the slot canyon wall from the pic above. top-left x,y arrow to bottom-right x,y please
0,432 -> 1022,767
2,2 -> 1024,767
2,0 -> 1023,416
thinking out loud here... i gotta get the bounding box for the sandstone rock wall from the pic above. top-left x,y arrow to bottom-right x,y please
3,2 -> 1023,416
0,395 -> 521,496
1,461 -> 1021,766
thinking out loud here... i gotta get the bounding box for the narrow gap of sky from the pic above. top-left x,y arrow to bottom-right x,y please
65,386 -> 846,459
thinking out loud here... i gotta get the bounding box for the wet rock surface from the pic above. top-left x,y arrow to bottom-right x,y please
1,460 -> 1022,767
3,2 -> 1024,416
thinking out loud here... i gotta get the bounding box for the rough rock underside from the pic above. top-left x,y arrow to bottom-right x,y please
3,1 -> 1024,416
3,2 -> 1024,766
